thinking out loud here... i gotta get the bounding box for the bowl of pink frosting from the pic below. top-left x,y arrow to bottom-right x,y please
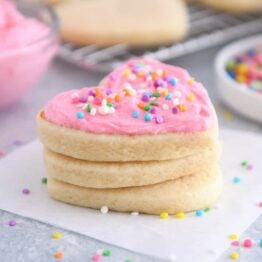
0,0 -> 59,108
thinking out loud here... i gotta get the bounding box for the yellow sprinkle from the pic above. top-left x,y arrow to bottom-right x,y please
175,212 -> 185,219
160,212 -> 169,219
230,251 -> 239,260
177,104 -> 187,112
229,233 -> 238,240
188,92 -> 195,102
52,232 -> 62,239
223,111 -> 234,121
123,68 -> 131,77
188,77 -> 195,85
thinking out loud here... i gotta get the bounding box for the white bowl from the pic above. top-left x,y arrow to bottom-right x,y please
215,35 -> 262,123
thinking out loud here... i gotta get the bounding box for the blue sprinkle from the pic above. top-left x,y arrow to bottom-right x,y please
144,113 -> 152,122
132,110 -> 140,119
195,210 -> 204,217
165,93 -> 172,100
233,176 -> 241,183
76,111 -> 85,119
259,239 -> 262,247
227,71 -> 236,79
169,77 -> 177,86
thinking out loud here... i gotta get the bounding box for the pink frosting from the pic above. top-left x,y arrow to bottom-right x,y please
44,59 -> 215,135
0,1 -> 49,51
0,1 -> 58,107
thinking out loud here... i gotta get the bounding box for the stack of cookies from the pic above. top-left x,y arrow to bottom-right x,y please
37,59 -> 222,215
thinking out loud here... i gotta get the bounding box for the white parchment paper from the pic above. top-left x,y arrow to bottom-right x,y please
0,129 -> 261,262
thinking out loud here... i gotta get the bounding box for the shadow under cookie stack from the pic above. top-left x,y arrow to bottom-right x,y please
37,59 -> 222,215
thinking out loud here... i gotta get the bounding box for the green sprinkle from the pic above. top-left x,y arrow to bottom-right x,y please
225,59 -> 236,71
241,161 -> 248,166
144,105 -> 151,111
87,103 -> 92,113
152,92 -> 160,98
102,249 -> 111,257
41,177 -> 48,184
204,207 -> 210,212
150,101 -> 158,106
107,102 -> 113,107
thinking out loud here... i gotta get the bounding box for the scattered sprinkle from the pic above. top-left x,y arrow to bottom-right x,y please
160,212 -> 169,219
241,161 -> 248,167
195,210 -> 204,217
22,188 -> 30,195
92,253 -> 102,262
229,234 -> 239,240
41,177 -> 48,184
54,251 -> 64,260
100,206 -> 109,214
233,177 -> 241,183
175,212 -> 185,219
259,239 -> 262,247
8,220 -> 16,227
52,232 -> 62,239
204,207 -> 210,212
247,164 -> 253,170
102,249 -> 111,257
155,115 -> 164,124
230,251 -> 239,260
243,238 -> 253,248
258,202 -> 262,207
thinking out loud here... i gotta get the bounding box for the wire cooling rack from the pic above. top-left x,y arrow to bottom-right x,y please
58,4 -> 262,73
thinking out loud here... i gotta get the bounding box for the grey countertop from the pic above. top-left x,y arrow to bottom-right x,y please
0,45 -> 262,262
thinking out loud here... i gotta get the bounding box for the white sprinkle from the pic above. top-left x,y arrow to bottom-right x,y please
174,90 -> 182,98
81,103 -> 88,110
168,254 -> 177,261
88,96 -> 94,102
100,206 -> 109,214
96,249 -> 104,255
173,98 -> 180,106
102,99 -> 107,106
71,92 -> 79,99
156,69 -> 163,76
128,74 -> 136,81
108,107 -> 115,114
90,108 -> 96,116
146,76 -> 152,82
131,212 -> 139,216
99,106 -> 109,115
162,104 -> 169,110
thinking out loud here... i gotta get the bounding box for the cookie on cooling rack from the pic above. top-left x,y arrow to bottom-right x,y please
197,0 -> 262,13
54,0 -> 188,46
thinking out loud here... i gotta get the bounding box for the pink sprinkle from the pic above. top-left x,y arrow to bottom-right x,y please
0,150 -> 5,158
92,254 -> 102,262
94,97 -> 102,105
243,239 -> 253,248
22,188 -> 30,195
258,202 -> 262,207
231,241 -> 240,246
247,164 -> 253,170
8,220 -> 16,227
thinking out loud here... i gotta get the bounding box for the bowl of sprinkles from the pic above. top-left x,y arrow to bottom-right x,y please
215,35 -> 262,123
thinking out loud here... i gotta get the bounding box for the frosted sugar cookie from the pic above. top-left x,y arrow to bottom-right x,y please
37,58 -> 218,162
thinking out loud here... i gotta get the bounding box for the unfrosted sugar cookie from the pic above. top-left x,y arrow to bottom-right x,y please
48,165 -> 222,214
44,146 -> 220,188
197,0 -> 262,13
54,0 -> 188,46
